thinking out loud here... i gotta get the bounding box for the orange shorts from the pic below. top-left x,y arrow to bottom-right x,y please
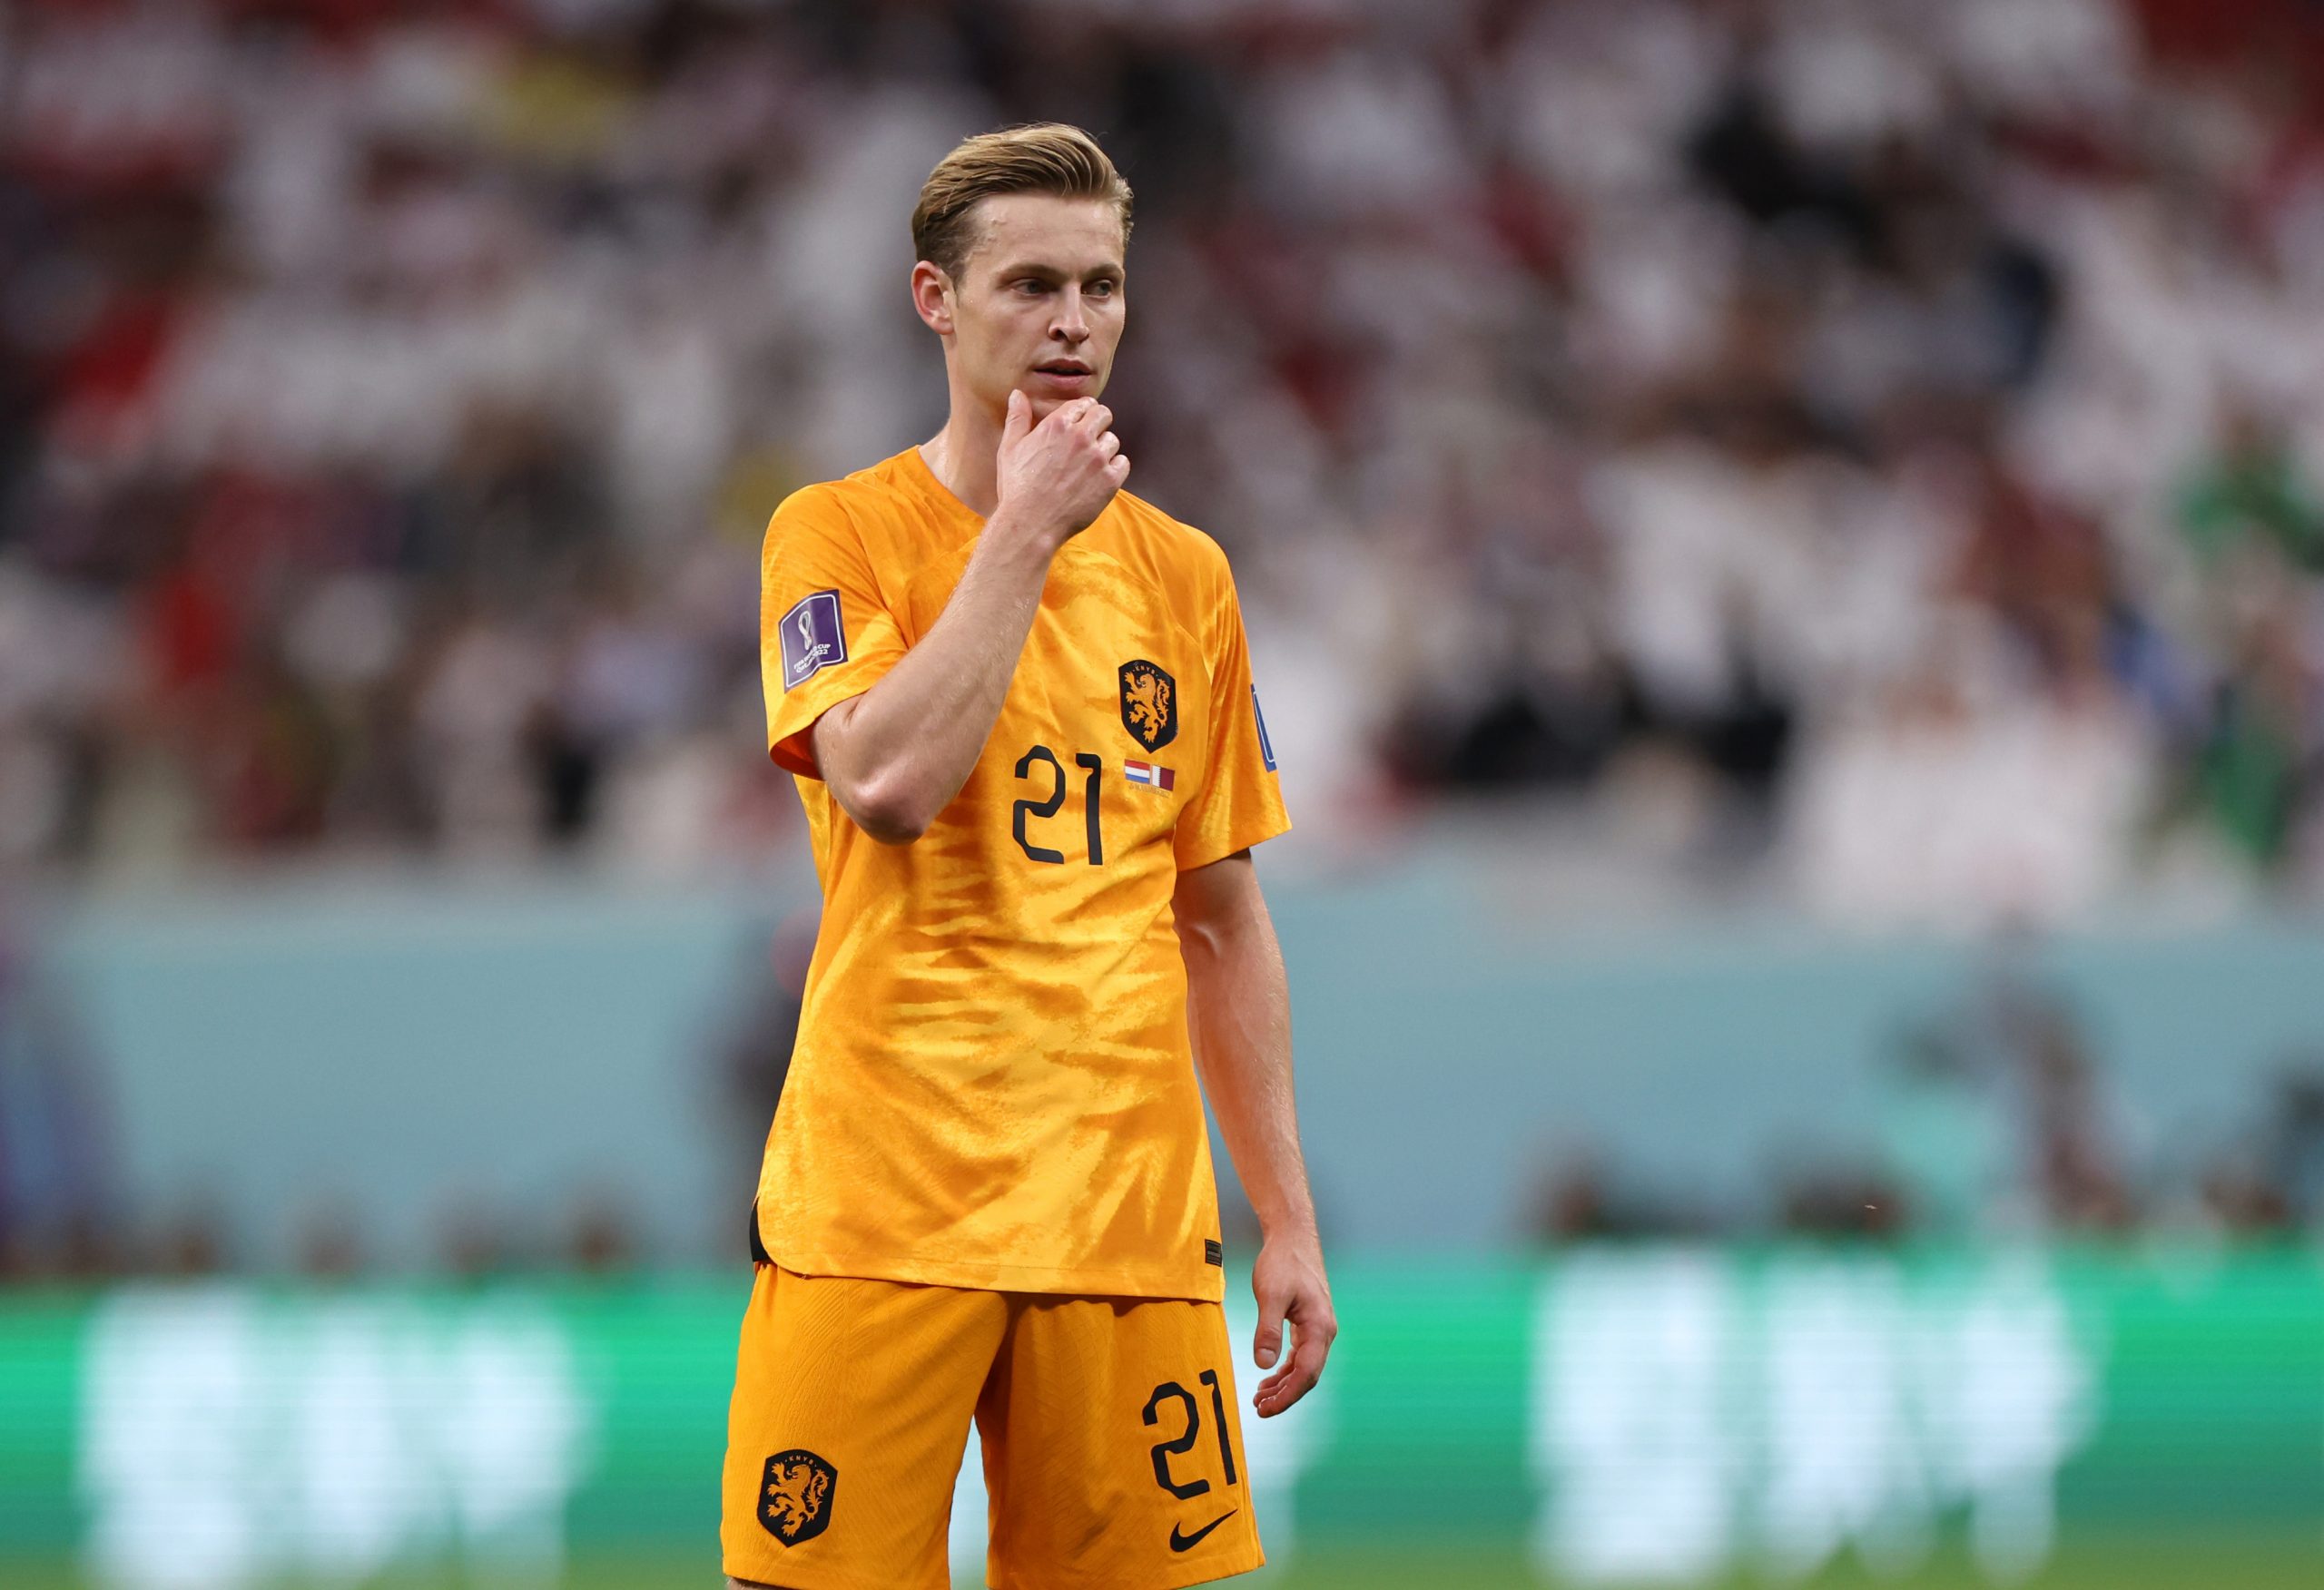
721,1263 -> 1265,1590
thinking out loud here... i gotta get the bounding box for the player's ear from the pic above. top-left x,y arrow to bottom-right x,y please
911,260 -> 954,336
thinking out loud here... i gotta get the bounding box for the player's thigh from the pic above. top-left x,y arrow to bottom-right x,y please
722,1264 -> 1006,1590
979,1292 -> 1263,1590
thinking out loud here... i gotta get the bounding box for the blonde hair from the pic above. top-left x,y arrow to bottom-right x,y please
911,123 -> 1134,281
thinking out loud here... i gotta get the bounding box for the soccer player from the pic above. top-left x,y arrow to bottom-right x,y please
721,124 -> 1334,1590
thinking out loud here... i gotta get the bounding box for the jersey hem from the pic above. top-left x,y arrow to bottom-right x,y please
767,729 -> 819,779
1177,815 -> 1292,874
763,1241 -> 1227,1305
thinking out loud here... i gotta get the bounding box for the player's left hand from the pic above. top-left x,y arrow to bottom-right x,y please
1250,1229 -> 1334,1418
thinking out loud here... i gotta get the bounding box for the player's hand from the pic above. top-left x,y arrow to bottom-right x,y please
992,388 -> 1129,548
1250,1229 -> 1334,1418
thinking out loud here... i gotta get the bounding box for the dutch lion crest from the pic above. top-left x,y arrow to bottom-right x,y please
757,1448 -> 837,1546
1118,659 -> 1178,752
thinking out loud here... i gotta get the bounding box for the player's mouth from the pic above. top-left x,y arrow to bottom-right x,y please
1031,359 -> 1094,391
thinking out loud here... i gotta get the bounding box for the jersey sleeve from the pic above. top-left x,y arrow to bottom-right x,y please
1174,562 -> 1291,870
759,486 -> 910,779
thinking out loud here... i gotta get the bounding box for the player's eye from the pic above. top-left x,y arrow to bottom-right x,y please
1013,279 -> 1049,295
1087,279 -> 1118,298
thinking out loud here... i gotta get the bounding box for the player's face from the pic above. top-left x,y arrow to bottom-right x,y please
945,194 -> 1126,423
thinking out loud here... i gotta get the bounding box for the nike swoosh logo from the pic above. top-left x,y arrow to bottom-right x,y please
1169,1510 -> 1237,1553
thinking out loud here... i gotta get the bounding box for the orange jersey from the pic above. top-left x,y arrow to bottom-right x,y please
753,447 -> 1289,1301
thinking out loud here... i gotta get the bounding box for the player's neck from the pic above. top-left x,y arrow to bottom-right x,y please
921,402 -> 1004,520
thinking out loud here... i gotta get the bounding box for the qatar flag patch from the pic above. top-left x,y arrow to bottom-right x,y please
1123,759 -> 1176,791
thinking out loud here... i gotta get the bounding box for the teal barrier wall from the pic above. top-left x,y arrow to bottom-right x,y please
34,869 -> 2324,1264
3,1249 -> 2322,1586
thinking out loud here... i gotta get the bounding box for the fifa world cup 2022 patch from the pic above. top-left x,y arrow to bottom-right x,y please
757,1448 -> 838,1546
779,590 -> 847,692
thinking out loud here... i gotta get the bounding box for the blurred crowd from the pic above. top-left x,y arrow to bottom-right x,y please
1531,940 -> 2324,1249
5,0 -> 2324,927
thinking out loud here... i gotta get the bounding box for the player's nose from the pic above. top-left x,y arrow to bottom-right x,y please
1050,287 -> 1091,343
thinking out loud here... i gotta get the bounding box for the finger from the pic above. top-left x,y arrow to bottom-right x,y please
1254,1367 -> 1314,1416
1255,1313 -> 1334,1417
1003,388 -> 1031,442
1106,454 -> 1130,487
1253,1292 -> 1286,1372
1262,1318 -> 1323,1399
1098,430 -> 1120,461
1253,1338 -> 1317,1415
1086,402 -> 1112,433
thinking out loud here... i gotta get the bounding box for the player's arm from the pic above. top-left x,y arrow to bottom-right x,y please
813,392 -> 1127,844
1176,849 -> 1335,1418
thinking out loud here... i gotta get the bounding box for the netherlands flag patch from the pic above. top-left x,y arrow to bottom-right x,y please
1123,759 -> 1176,791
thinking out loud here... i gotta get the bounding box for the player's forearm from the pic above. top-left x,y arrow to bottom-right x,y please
1182,891 -> 1318,1242
817,520 -> 1053,842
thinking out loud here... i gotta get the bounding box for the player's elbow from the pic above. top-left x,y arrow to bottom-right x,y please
841,773 -> 935,845
857,808 -> 930,846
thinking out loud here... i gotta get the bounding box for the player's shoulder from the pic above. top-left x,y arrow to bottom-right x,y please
1103,489 -> 1235,595
763,478 -> 855,547
771,454 -> 913,526
765,455 -> 949,568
